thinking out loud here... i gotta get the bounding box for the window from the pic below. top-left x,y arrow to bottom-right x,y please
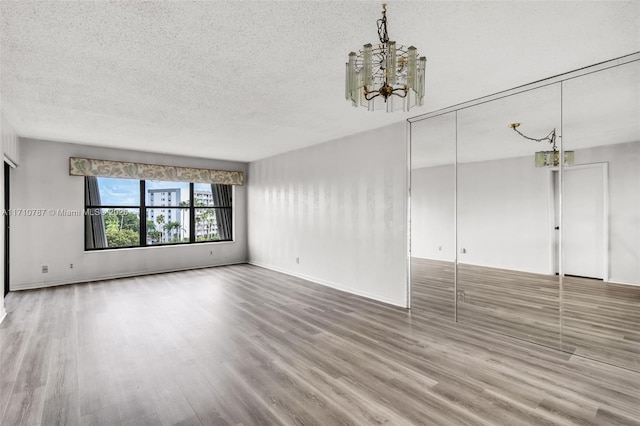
194,183 -> 233,242
85,177 -> 141,249
147,181 -> 189,245
85,177 -> 233,250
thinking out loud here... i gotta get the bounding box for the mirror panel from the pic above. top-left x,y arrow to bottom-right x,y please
561,60 -> 640,371
410,112 -> 456,318
456,83 -> 562,348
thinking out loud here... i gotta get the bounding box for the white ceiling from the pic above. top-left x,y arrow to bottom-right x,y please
1,1 -> 639,163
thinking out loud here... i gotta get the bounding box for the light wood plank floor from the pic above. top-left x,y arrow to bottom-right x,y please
411,258 -> 640,372
2,263 -> 639,425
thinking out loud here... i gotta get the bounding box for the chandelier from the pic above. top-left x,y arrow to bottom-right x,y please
509,123 -> 575,167
345,4 -> 426,112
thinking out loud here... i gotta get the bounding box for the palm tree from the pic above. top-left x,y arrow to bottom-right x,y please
202,209 -> 215,239
195,213 -> 203,241
179,201 -> 190,241
164,221 -> 181,242
156,214 -> 165,243
148,230 -> 161,243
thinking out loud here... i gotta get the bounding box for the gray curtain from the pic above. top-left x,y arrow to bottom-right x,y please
211,184 -> 232,240
85,177 -> 107,248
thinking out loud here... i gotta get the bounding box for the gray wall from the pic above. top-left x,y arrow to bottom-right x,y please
248,122 -> 409,307
10,138 -> 248,290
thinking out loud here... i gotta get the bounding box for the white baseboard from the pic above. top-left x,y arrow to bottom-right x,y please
607,278 -> 640,287
0,307 -> 6,324
457,260 -> 551,276
12,258 -> 410,308
248,261 -> 408,308
11,261 -> 248,291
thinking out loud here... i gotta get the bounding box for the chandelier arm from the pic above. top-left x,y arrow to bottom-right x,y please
364,91 -> 382,101
390,87 -> 409,99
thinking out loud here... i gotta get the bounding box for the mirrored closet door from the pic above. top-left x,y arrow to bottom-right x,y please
561,60 -> 640,371
456,83 -> 562,348
409,54 -> 640,372
410,112 -> 456,318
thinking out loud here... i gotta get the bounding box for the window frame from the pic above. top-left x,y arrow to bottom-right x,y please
85,178 -> 234,251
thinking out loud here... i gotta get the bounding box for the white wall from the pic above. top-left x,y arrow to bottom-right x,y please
10,138 -> 247,290
457,155 -> 552,274
2,115 -> 20,165
411,165 -> 455,261
1,114 -> 19,322
411,141 -> 640,284
412,157 -> 552,274
412,155 -> 552,274
248,122 -> 408,307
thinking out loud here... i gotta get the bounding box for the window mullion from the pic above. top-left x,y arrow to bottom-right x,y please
141,180 -> 147,246
190,183 -> 195,242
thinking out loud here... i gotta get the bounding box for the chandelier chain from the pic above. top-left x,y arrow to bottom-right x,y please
512,127 -> 557,150
377,3 -> 389,44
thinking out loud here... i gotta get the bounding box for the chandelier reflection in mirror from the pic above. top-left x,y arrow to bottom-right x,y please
345,4 -> 426,112
509,123 -> 575,167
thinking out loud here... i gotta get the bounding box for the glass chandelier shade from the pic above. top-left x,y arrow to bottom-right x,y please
345,4 -> 426,112
535,150 -> 575,167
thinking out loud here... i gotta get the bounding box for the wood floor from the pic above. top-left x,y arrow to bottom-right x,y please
411,258 -> 640,372
2,264 -> 640,425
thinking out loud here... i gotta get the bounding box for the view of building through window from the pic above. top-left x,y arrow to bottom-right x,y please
145,181 -> 220,244
146,181 -> 189,245
85,177 -> 232,249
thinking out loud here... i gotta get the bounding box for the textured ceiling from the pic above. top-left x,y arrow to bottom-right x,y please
1,1 -> 639,162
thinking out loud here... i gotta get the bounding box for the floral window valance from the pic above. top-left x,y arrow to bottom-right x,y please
69,157 -> 244,186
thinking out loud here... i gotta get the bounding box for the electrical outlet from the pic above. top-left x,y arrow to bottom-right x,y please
460,248 -> 466,254
209,250 -> 213,255
70,263 -> 74,269
438,245 -> 442,251
457,290 -> 465,302
296,257 -> 300,264
42,265 -> 48,273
